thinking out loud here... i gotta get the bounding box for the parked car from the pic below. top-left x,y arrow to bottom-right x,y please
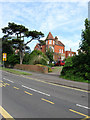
55,60 -> 65,66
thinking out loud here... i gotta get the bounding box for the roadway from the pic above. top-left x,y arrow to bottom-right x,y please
0,70 -> 90,119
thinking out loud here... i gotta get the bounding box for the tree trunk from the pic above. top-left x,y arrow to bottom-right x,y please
19,48 -> 24,64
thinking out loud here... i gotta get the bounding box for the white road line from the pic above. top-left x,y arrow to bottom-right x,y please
3,78 -> 14,83
76,104 -> 90,109
22,85 -> 50,96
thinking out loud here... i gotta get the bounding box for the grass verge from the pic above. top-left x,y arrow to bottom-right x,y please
52,66 -> 63,72
60,75 -> 89,83
0,67 -> 32,76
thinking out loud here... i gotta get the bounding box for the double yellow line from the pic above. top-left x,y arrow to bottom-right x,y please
0,106 -> 15,120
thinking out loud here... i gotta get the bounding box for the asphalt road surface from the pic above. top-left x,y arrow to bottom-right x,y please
0,70 -> 90,119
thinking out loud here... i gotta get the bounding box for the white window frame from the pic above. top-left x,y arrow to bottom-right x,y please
62,49 -> 63,53
53,40 -> 54,45
49,40 -> 52,44
52,47 -> 54,52
59,49 -> 61,53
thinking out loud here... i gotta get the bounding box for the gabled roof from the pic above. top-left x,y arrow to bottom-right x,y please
58,41 -> 65,46
46,32 -> 55,40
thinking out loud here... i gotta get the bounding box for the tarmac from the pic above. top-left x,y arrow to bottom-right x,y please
12,68 -> 89,91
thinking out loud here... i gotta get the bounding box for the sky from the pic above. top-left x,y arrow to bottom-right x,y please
0,0 -> 89,54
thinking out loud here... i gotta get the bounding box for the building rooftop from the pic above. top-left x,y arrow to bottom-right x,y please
46,32 -> 55,40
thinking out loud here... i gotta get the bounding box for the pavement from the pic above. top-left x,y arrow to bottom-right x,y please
13,68 -> 89,91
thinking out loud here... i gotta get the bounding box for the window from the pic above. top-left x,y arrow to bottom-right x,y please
49,46 -> 52,52
46,41 -> 48,45
53,55 -> 54,59
53,40 -> 54,45
59,49 -> 63,53
52,47 -> 54,52
59,49 -> 61,53
61,49 -> 62,53
49,40 -> 52,44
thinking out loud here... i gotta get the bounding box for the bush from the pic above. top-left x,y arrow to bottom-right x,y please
29,50 -> 49,65
61,54 -> 90,82
48,63 -> 54,67
23,53 -> 30,64
48,67 -> 52,72
5,54 -> 19,67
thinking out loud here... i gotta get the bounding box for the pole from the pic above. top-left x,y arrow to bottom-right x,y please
3,60 -> 4,68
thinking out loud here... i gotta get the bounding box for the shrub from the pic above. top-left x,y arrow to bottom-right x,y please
48,63 -> 54,67
61,54 -> 90,82
29,50 -> 49,65
48,67 -> 52,72
5,54 -> 19,67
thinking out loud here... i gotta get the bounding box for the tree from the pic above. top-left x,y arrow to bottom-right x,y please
38,40 -> 46,45
2,37 -> 14,55
29,50 -> 49,65
2,22 -> 44,64
61,19 -> 90,81
79,18 -> 90,55
46,48 -> 54,63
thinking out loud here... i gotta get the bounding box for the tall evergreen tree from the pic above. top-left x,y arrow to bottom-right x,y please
79,18 -> 90,55
2,22 -> 44,64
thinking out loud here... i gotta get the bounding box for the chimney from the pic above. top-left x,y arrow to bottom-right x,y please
55,36 -> 58,44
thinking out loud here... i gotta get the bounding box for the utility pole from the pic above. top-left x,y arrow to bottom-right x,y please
88,1 -> 90,20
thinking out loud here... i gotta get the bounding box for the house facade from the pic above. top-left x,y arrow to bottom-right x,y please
34,32 -> 76,61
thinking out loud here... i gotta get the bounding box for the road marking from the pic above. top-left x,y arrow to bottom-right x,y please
24,91 -> 32,95
0,83 -> 6,87
22,85 -> 50,96
0,83 -> 10,87
3,78 -> 14,83
21,76 -> 90,93
41,98 -> 54,104
0,106 -> 15,120
69,109 -> 89,117
13,86 -> 19,90
81,116 -> 90,120
0,80 -> 3,82
3,71 -> 89,93
76,104 -> 90,109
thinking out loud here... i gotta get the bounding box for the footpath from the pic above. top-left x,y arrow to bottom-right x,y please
13,68 -> 89,91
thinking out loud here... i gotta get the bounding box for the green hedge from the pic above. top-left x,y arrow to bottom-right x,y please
61,54 -> 90,82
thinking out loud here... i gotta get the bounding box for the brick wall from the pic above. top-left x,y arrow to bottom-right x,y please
41,45 -> 46,53
54,45 -> 64,53
65,51 -> 76,58
14,64 -> 48,74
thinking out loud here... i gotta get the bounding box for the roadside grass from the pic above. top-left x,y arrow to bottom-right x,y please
52,66 -> 63,72
0,67 -> 32,76
60,75 -> 89,83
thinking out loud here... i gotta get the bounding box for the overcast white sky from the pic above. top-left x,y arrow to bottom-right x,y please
0,0 -> 89,53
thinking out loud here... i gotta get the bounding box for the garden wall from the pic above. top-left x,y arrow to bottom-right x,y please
14,64 -> 48,74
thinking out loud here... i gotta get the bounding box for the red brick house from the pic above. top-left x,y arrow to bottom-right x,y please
65,48 -> 76,58
34,32 -> 76,61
